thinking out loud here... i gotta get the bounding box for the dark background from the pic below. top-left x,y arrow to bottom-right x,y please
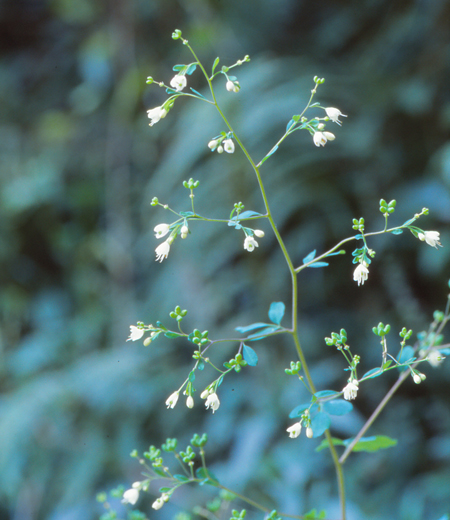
1,0 -> 450,519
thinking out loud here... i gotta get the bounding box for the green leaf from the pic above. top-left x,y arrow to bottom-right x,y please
242,344 -> 258,366
268,302 -> 285,325
307,262 -> 329,268
323,399 -> 353,416
362,368 -> 383,379
286,119 -> 295,132
289,403 -> 310,419
235,322 -> 268,333
390,229 -> 403,235
260,145 -> 278,164
152,467 -> 168,477
310,411 -> 331,437
188,371 -> 195,382
195,467 -> 219,486
190,88 -> 208,100
302,249 -> 316,264
397,345 -> 415,364
212,57 -> 220,75
164,332 -> 184,338
315,390 -> 340,399
185,63 -> 197,75
247,326 -> 280,340
173,474 -> 190,482
235,210 -> 262,219
315,437 -> 346,452
348,435 -> 397,452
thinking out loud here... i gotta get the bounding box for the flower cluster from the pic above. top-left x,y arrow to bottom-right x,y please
312,107 -> 346,147
342,379 -> 359,401
286,410 -> 313,439
208,136 -> 235,154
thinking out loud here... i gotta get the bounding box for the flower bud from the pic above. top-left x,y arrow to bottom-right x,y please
217,145 -> 224,154
208,139 -> 219,150
180,225 -> 189,239
186,396 -> 194,408
254,230 -> 265,238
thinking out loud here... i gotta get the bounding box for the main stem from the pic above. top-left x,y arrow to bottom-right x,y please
189,44 -> 347,519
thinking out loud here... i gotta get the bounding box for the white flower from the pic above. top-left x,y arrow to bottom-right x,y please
208,139 -> 219,150
180,225 -> 189,239
152,497 -> 165,510
147,106 -> 167,126
122,488 -> 139,505
313,131 -> 328,147
154,223 -> 170,239
418,231 -> 442,249
323,131 -> 335,141
306,427 -> 313,438
166,391 -> 179,409
286,422 -> 302,438
223,139 -> 235,153
200,388 -> 210,399
217,145 -> 224,154
427,349 -> 443,367
205,392 -> 220,413
170,74 -> 187,91
413,373 -> 421,384
186,395 -> 194,408
325,107 -> 347,126
155,239 -> 171,262
244,236 -> 259,252
254,229 -> 265,238
127,325 -> 144,342
226,80 -> 240,92
353,262 -> 369,286
343,380 -> 359,401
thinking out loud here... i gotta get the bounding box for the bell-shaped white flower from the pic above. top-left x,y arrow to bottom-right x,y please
254,229 -> 265,238
122,488 -> 139,505
226,80 -> 240,92
417,231 -> 442,249
343,380 -> 359,401
323,131 -> 335,141
353,262 -> 369,286
200,388 -> 211,399
286,422 -> 302,438
325,107 -> 347,126
313,131 -> 328,147
306,426 -> 313,438
154,223 -> 170,239
166,391 -> 179,409
186,395 -> 194,408
147,106 -> 167,126
205,392 -> 220,413
208,139 -> 219,150
223,139 -> 235,153
155,238 -> 172,262
244,236 -> 259,252
170,74 -> 187,91
152,497 -> 165,510
126,325 -> 144,342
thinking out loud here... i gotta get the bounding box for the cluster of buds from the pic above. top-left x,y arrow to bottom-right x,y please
243,230 -> 264,252
153,221 -> 190,262
286,410 -> 313,439
208,135 -> 235,154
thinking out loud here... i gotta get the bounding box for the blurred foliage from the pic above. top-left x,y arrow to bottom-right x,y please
1,0 -> 450,519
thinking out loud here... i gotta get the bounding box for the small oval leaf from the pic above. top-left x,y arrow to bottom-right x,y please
243,344 -> 258,366
268,302 -> 285,325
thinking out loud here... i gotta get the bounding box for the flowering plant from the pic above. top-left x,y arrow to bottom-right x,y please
98,30 -> 449,520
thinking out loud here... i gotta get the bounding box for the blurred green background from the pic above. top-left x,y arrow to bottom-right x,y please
1,0 -> 450,519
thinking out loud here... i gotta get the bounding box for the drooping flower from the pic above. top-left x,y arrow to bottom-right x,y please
147,106 -> 168,126
244,236 -> 259,252
205,392 -> 220,413
313,132 -> 328,147
353,262 -> 369,286
154,223 -> 170,239
427,349 -> 443,367
170,74 -> 187,91
200,388 -> 210,399
180,225 -> 189,239
325,107 -> 347,126
208,139 -> 219,150
306,427 -> 313,438
226,80 -> 240,92
122,488 -> 139,505
152,497 -> 165,510
223,139 -> 235,153
127,325 -> 145,342
343,380 -> 359,401
186,395 -> 194,408
417,231 -> 442,249
166,391 -> 179,409
286,422 -> 302,438
155,239 -> 172,262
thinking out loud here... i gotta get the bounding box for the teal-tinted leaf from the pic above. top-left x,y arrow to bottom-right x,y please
362,368 -> 383,379
310,412 -> 331,437
152,467 -> 168,477
236,210 -> 262,220
289,403 -> 310,419
315,437 -> 346,452
440,348 -> 450,355
307,262 -> 329,268
268,301 -> 285,325
188,371 -> 195,382
260,145 -> 278,164
173,475 -> 190,482
436,515 -> 449,520
315,390 -> 340,399
212,57 -> 220,75
180,211 -> 194,217
286,119 -> 295,132
164,332 -> 183,338
190,88 -> 208,100
247,326 -> 280,340
397,345 -> 415,364
243,344 -> 258,366
345,435 -> 397,452
186,63 -> 197,75
354,234 -> 363,240
323,399 -> 353,416
402,217 -> 416,226
195,467 -> 219,486
197,360 -> 205,370
390,229 -> 403,235
303,250 -> 316,264
159,487 -> 172,493
172,64 -> 185,71
235,322 -> 268,333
